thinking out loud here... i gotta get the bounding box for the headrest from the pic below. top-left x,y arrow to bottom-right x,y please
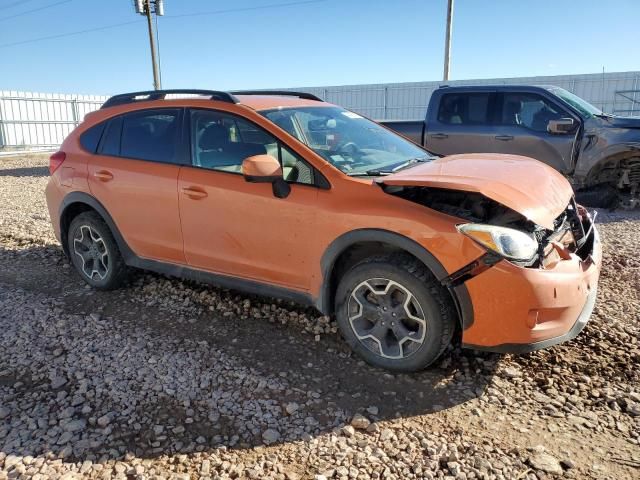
199,123 -> 228,150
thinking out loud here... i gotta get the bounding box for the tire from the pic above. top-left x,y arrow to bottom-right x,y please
335,255 -> 456,372
67,211 -> 128,290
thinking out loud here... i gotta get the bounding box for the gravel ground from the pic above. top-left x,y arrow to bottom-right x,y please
0,154 -> 638,480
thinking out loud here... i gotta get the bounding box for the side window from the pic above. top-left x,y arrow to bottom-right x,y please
79,122 -> 106,153
501,93 -> 564,132
120,109 -> 181,163
99,116 -> 123,157
437,93 -> 490,125
190,109 -> 315,185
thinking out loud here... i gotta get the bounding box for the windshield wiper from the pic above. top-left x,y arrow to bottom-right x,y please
346,157 -> 430,177
347,170 -> 392,177
391,156 -> 430,172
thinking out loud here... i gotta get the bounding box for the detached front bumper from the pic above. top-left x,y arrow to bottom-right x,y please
459,222 -> 602,353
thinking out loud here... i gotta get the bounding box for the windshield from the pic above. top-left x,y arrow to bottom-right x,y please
546,86 -> 603,118
260,106 -> 433,175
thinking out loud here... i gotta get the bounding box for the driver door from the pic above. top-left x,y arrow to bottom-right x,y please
490,92 -> 578,173
178,108 -> 322,291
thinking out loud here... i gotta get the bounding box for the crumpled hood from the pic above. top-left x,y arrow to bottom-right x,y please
377,153 -> 573,229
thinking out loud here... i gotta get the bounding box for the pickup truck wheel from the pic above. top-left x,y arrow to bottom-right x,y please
67,211 -> 128,290
335,255 -> 456,372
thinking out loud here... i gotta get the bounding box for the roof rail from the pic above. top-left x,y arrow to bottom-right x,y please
101,89 -> 239,109
230,90 -> 323,102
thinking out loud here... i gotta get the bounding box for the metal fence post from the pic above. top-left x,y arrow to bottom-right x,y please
383,87 -> 388,120
632,76 -> 638,117
0,95 -> 4,149
71,99 -> 79,127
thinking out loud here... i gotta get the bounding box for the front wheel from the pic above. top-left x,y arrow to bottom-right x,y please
335,256 -> 456,372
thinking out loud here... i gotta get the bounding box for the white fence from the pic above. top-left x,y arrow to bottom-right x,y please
299,71 -> 640,120
0,91 -> 107,150
2,71 -> 639,150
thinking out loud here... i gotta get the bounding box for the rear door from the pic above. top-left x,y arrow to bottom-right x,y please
426,91 -> 496,155
490,92 -> 578,173
87,108 -> 186,263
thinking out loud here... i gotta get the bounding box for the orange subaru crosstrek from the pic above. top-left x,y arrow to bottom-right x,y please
45,89 -> 601,371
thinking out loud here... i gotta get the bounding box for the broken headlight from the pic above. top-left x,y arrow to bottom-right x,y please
457,224 -> 538,262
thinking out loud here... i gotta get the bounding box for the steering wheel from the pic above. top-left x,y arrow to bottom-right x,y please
336,141 -> 360,157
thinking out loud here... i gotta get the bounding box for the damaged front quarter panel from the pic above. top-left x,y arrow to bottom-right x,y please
381,184 -> 592,270
375,154 -> 573,229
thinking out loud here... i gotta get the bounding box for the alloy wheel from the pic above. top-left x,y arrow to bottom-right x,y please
73,225 -> 109,281
347,278 -> 427,359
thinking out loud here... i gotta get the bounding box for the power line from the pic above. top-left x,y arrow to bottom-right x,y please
0,0 -> 72,22
0,0 -> 39,12
0,19 -> 140,49
0,0 -> 328,49
164,0 -> 326,19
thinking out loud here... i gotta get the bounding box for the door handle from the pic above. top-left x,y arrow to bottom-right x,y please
430,133 -> 448,139
93,170 -> 113,181
495,135 -> 514,141
181,186 -> 208,199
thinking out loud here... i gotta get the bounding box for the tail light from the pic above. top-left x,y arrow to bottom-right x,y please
49,151 -> 66,175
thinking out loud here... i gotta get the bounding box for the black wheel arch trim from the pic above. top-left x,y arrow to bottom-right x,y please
316,228 -> 475,329
59,191 -> 314,307
59,192 -> 135,260
59,196 -> 475,328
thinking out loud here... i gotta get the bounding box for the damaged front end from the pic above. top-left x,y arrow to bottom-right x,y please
382,185 -> 596,271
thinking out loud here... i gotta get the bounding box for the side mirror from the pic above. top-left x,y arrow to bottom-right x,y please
241,154 -> 291,199
548,118 -> 575,134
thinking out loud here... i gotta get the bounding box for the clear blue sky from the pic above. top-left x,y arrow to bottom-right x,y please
1,0 -> 638,95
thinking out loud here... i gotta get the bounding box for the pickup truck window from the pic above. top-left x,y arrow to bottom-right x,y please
437,93 -> 490,125
261,106 -> 432,176
501,93 -> 564,132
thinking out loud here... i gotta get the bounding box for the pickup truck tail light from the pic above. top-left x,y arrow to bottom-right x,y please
49,151 -> 66,175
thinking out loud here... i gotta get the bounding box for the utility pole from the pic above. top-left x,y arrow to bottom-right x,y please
133,0 -> 164,90
443,0 -> 454,81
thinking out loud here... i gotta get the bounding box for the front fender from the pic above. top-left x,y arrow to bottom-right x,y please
316,228 -> 475,330
576,135 -> 640,185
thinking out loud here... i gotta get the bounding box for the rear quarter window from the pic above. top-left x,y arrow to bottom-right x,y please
98,116 -> 123,157
79,122 -> 106,153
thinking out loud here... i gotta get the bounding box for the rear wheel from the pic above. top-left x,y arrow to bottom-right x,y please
335,255 -> 456,372
67,211 -> 127,290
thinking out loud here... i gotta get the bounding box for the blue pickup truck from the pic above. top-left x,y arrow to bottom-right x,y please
382,85 -> 640,207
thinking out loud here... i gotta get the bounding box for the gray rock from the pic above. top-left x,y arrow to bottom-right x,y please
96,414 -> 111,428
285,402 -> 300,415
350,414 -> 370,430
528,452 -> 563,475
50,377 -> 67,389
64,419 -> 86,432
262,428 -> 280,445
341,425 -> 356,437
380,428 -> 395,442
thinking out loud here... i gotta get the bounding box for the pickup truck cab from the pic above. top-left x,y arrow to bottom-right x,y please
382,85 -> 640,206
